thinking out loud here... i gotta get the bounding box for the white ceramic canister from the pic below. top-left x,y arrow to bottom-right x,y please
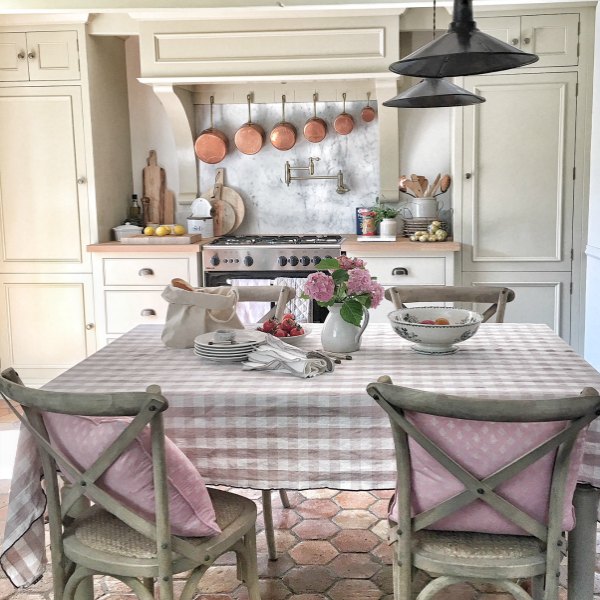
407,197 -> 442,219
187,216 -> 214,236
379,218 -> 398,237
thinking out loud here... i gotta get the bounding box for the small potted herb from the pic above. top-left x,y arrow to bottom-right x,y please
371,202 -> 400,237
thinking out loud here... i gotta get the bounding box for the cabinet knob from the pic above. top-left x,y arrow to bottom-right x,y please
465,172 -> 472,179
392,267 -> 408,276
141,309 -> 156,317
17,51 -> 26,60
77,176 -> 87,185
523,36 -> 531,45
511,38 -> 519,46
85,323 -> 95,330
138,268 -> 154,276
27,51 -> 36,60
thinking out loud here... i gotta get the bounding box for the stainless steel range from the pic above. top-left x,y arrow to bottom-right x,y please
202,234 -> 343,273
202,234 -> 344,322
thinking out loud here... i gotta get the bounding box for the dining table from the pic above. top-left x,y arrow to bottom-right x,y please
2,322 -> 600,600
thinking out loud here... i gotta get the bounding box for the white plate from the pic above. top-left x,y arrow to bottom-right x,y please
190,197 -> 213,218
194,348 -> 254,358
194,330 -> 266,348
193,351 -> 250,363
194,343 -> 260,353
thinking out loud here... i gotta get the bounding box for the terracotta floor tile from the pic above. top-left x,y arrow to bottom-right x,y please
328,578 -> 382,600
368,499 -> 390,519
269,507 -> 302,529
371,542 -> 394,565
257,553 -> 296,578
371,566 -> 393,595
293,519 -> 340,541
283,566 -> 337,594
328,554 -> 379,579
197,566 -> 239,594
331,509 -> 378,530
256,529 -> 298,555
371,490 -> 394,500
289,541 -> 338,565
369,520 -> 389,541
295,499 -> 339,520
333,491 -> 376,510
331,529 -> 379,553
300,489 -> 338,500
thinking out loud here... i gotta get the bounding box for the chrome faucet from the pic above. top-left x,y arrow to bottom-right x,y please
284,158 -> 350,194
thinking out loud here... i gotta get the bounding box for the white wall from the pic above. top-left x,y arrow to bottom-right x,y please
584,9 -> 600,370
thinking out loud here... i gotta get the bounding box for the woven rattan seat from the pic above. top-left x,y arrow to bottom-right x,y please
368,377 -> 600,600
0,368 -> 261,600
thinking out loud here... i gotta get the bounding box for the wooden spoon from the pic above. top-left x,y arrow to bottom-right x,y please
427,173 -> 441,197
440,174 -> 452,193
172,278 -> 195,291
410,174 -> 423,197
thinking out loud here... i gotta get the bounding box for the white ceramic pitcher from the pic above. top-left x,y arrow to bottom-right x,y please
321,304 -> 369,353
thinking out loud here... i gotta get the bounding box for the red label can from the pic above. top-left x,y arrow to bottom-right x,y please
357,208 -> 377,236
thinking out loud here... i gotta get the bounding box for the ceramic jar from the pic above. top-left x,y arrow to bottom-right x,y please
321,304 -> 369,353
379,218 -> 397,237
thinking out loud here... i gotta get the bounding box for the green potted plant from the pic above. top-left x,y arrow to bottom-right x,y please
371,202 -> 400,237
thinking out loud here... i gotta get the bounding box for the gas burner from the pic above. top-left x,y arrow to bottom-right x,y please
299,235 -> 342,245
210,235 -> 343,246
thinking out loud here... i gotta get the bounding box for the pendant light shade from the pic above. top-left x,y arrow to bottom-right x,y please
383,78 -> 485,109
389,0 -> 539,78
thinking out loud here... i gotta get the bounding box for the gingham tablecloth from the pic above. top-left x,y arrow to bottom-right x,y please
3,322 -> 600,587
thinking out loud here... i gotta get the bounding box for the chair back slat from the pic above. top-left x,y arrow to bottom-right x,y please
233,285 -> 295,321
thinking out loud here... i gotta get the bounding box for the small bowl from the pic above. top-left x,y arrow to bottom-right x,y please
279,325 -> 311,346
388,307 -> 482,355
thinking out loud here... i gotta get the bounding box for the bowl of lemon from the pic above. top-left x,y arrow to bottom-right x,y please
143,224 -> 187,237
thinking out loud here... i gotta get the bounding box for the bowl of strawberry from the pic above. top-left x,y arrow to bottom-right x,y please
257,313 -> 310,346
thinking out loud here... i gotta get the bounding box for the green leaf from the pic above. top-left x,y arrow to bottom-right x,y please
340,298 -> 364,327
332,269 -> 349,284
353,293 -> 372,308
316,258 -> 340,271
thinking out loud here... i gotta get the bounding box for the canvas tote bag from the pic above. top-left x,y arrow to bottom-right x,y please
161,285 -> 244,348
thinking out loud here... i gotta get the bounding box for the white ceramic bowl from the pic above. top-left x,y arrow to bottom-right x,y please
279,325 -> 311,346
388,307 -> 482,355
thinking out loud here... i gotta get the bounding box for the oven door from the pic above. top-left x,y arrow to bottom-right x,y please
203,270 -> 328,323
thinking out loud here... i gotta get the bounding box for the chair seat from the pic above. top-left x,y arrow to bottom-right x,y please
64,488 -> 255,577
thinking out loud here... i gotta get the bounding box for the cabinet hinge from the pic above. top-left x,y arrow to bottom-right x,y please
573,166 -> 576,180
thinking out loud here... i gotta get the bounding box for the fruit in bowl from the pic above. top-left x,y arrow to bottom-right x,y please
388,307 -> 482,355
257,313 -> 310,345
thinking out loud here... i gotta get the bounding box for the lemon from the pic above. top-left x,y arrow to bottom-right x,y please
173,224 -> 186,235
143,226 -> 155,236
161,225 -> 172,234
155,226 -> 169,237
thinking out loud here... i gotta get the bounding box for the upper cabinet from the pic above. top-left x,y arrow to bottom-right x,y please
477,13 -> 579,68
138,16 -> 398,78
0,30 -> 80,82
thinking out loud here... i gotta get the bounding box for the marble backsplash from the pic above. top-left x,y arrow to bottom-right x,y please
193,100 -> 382,235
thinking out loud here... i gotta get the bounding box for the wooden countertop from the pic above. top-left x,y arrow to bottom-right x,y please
87,240 -> 215,253
341,235 -> 460,253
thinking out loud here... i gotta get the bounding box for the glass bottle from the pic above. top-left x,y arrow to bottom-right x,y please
127,194 -> 142,226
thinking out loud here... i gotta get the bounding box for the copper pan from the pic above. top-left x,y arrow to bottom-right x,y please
303,93 -> 327,143
361,92 -> 377,123
234,94 -> 265,155
333,92 -> 354,136
194,96 -> 228,164
270,94 -> 297,151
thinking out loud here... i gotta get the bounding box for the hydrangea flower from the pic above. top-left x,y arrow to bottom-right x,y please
369,281 -> 385,309
304,271 -> 335,302
337,256 -> 365,270
347,268 -> 374,295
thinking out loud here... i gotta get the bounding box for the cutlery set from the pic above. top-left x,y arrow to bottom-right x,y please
399,173 -> 452,198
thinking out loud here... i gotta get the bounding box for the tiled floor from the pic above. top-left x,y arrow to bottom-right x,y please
0,401 -> 590,600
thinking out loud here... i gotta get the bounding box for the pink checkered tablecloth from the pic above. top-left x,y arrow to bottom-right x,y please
3,322 -> 600,587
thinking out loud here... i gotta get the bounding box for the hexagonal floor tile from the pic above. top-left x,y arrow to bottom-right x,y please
293,519 -> 340,541
329,553 -> 380,579
283,566 -> 337,594
328,578 -> 383,600
289,540 -> 338,565
334,491 -> 376,510
295,498 -> 340,519
332,509 -> 378,530
331,529 -> 379,553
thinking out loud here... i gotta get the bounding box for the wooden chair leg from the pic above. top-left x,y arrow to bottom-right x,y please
279,489 -> 291,508
142,578 -> 154,595
237,527 -> 261,600
531,575 -> 545,600
262,490 -> 278,561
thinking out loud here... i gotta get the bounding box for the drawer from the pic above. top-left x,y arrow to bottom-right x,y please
103,258 -> 191,286
360,256 -> 446,285
105,290 -> 168,334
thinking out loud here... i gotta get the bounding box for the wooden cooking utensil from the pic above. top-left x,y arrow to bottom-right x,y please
172,278 -> 195,291
428,173 -> 442,196
143,150 -> 165,223
440,174 -> 452,193
410,174 -> 424,197
417,176 -> 428,195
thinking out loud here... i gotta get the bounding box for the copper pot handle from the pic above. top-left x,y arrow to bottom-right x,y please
281,94 -> 286,121
209,95 -> 215,129
342,92 -> 347,113
367,91 -> 371,107
247,93 -> 253,124
313,93 -> 318,118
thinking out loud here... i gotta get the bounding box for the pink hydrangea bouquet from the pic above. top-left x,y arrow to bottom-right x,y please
302,256 -> 385,327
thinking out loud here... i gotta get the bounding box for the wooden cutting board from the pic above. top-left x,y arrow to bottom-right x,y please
202,168 -> 245,232
143,150 -> 166,224
121,233 -> 203,245
201,169 -> 236,236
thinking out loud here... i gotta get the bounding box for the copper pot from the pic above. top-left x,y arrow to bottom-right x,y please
303,93 -> 327,143
270,95 -> 297,151
361,92 -> 377,123
234,94 -> 265,155
333,92 -> 355,136
194,96 -> 228,164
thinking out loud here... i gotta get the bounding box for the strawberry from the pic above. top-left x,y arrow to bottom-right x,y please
274,329 -> 288,337
261,319 -> 277,333
280,317 -> 295,332
282,313 -> 295,321
289,326 -> 304,336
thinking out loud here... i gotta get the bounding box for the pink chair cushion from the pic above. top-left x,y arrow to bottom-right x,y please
389,415 -> 586,535
43,413 -> 221,537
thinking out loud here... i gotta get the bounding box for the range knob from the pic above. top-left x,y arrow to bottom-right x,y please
210,254 -> 220,267
312,256 -> 322,265
243,255 -> 254,267
289,256 -> 299,266
300,255 -> 311,267
278,256 -> 288,267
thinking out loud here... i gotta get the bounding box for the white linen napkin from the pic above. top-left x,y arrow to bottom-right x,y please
242,334 -> 333,378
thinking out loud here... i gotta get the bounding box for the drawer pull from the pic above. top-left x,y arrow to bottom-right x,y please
138,268 -> 154,277
140,309 -> 157,317
392,267 -> 409,276
85,323 -> 95,330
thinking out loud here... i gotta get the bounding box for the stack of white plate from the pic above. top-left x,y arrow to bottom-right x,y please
193,330 -> 266,362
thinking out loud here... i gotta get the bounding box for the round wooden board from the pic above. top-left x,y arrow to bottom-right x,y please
201,195 -> 236,235
204,185 -> 245,232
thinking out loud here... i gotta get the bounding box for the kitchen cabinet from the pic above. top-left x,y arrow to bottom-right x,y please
0,273 -> 95,387
0,26 -> 133,385
89,245 -> 202,347
477,13 -> 579,68
0,30 -> 80,82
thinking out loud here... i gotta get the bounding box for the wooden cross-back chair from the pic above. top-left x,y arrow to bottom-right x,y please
367,376 -> 600,600
0,368 -> 261,600
385,285 -> 515,323
231,284 -> 295,560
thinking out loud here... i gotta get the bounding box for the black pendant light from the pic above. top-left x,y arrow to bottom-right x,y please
389,0 -> 539,78
383,77 -> 485,108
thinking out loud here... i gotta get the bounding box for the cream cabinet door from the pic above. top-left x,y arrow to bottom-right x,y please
477,13 -> 579,68
0,274 -> 96,387
26,31 -> 80,81
0,33 -> 28,81
0,86 -> 91,273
